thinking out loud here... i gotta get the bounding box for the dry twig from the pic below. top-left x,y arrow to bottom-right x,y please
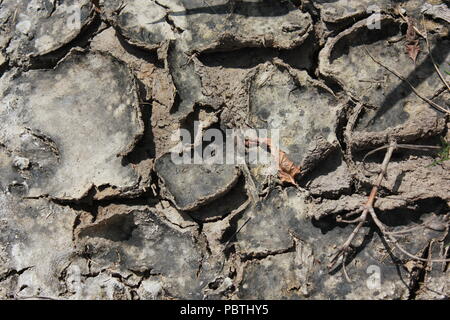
421,19 -> 450,94
329,140 -> 450,280
329,140 -> 397,276
364,48 -> 450,115
398,10 -> 426,39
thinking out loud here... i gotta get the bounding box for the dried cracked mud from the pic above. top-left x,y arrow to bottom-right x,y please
0,0 -> 449,300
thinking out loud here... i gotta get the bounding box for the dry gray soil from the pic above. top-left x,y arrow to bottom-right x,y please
0,0 -> 449,299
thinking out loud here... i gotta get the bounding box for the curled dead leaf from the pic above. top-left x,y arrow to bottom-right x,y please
405,17 -> 421,64
245,137 -> 301,186
406,41 -> 420,64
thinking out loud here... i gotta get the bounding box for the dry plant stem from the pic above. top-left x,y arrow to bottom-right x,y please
362,143 -> 440,173
331,139 -> 450,278
344,102 -> 364,164
364,48 -> 450,115
329,210 -> 368,267
329,140 -> 397,275
240,162 -> 259,204
384,224 -> 426,235
218,200 -> 252,274
341,255 -> 351,282
422,20 -> 450,94
337,215 -> 365,224
370,140 -> 397,202
223,216 -> 252,250
398,11 -> 426,39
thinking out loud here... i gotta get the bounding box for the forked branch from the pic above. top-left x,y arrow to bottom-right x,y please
364,48 -> 450,115
329,140 -> 450,280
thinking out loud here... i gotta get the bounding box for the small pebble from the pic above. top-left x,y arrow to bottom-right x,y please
13,156 -> 30,170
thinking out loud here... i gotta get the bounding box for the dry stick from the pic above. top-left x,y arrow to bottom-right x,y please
240,162 -> 259,205
368,140 -> 397,207
422,20 -> 450,94
223,217 -> 252,251
344,102 -> 364,164
218,199 -> 252,274
364,48 -> 450,115
331,139 -> 450,277
383,224 -> 427,236
328,140 -> 397,277
362,143 -> 440,173
380,215 -> 448,236
341,253 -> 351,282
398,11 -> 426,39
329,210 -> 368,281
336,212 -> 365,224
16,295 -> 60,300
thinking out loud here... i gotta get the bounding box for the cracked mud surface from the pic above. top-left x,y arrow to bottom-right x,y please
0,0 -> 449,300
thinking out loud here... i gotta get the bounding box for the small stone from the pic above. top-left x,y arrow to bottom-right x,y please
0,50 -> 144,200
12,156 -> 30,170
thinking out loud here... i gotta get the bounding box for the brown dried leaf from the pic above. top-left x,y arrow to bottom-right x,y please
405,17 -> 420,63
245,137 -> 301,186
406,41 -> 420,64
278,150 -> 302,185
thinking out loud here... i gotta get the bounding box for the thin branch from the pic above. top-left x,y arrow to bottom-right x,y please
362,143 -> 441,173
344,102 -> 364,169
421,18 -> 450,94
398,11 -> 427,39
364,48 -> 450,115
329,140 -> 396,275
329,209 -> 368,271
341,253 -> 351,282
336,214 -> 366,224
223,217 -> 252,250
383,224 -> 426,236
331,138 -> 450,281
240,161 -> 259,204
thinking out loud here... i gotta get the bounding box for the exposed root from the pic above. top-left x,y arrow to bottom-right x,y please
329,140 -> 450,280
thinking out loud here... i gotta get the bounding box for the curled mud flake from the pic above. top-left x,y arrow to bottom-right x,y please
0,51 -> 144,200
319,16 -> 448,148
75,204 -> 206,299
244,62 -> 342,190
0,194 -> 77,298
0,0 -> 94,64
99,0 -> 312,52
155,153 -> 240,211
